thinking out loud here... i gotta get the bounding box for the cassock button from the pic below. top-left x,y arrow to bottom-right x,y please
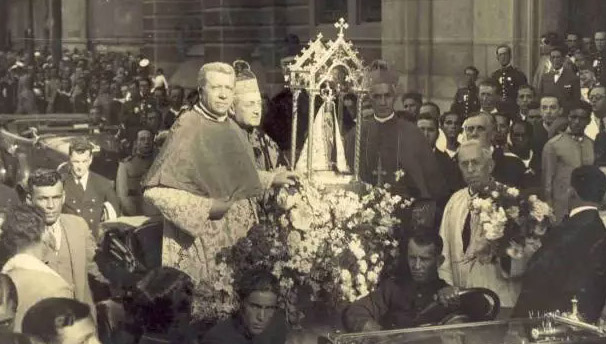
90,209 -> 93,213
92,198 -> 95,203
76,209 -> 81,214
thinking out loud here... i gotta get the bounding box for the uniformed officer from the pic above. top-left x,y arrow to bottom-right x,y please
62,137 -> 121,240
452,66 -> 480,119
116,129 -> 155,216
490,44 -> 528,106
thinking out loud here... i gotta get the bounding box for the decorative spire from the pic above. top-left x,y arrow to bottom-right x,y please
334,18 -> 349,38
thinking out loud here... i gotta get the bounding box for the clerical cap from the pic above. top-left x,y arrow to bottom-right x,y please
233,60 -> 261,101
368,60 -> 398,87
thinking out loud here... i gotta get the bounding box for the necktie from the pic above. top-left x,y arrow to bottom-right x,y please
76,178 -> 85,193
462,213 -> 471,253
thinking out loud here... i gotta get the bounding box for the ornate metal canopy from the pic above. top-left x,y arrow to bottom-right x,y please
284,18 -> 369,181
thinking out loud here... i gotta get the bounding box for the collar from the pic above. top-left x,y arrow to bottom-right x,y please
565,129 -> 585,142
73,171 -> 89,190
569,206 -> 598,218
194,102 -> 228,122
48,220 -> 62,252
1,253 -> 63,279
374,112 -> 395,123
501,64 -> 512,70
553,68 -> 563,74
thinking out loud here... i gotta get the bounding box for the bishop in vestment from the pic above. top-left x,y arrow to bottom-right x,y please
345,63 -> 447,230
143,63 -> 296,283
439,140 -> 522,309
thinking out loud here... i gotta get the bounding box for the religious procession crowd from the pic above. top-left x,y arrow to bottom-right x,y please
0,29 -> 606,344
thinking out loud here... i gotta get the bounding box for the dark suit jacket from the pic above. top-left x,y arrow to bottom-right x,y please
595,131 -> 606,166
434,149 -> 464,200
492,148 -> 526,189
538,68 -> 581,111
63,171 -> 120,239
512,209 -> 606,322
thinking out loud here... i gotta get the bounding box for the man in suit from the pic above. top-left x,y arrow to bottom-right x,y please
25,169 -> 100,319
513,165 -> 606,322
593,31 -> 606,86
478,80 -> 499,114
416,113 -> 464,204
515,85 -> 536,121
491,45 -> 528,106
510,120 -> 541,192
538,46 -> 581,112
542,101 -> 594,222
62,138 -> 120,240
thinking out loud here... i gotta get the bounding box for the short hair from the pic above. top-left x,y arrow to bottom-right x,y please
22,298 -> 91,343
589,84 -> 606,96
417,112 -> 439,129
408,232 -> 444,255
464,66 -> 479,75
570,165 -> 606,203
197,62 -> 235,88
527,100 -> 540,111
550,45 -> 567,56
27,168 -> 63,194
496,44 -> 512,55
494,112 -> 512,125
569,100 -> 593,115
517,84 -> 535,96
543,32 -> 561,46
236,269 -> 279,301
133,267 -> 193,333
439,111 -> 462,127
458,139 -> 493,162
68,137 -> 93,156
540,94 -> 561,108
401,92 -> 422,105
420,101 -> 441,116
478,80 -> 498,92
0,205 -> 47,256
467,112 -> 496,132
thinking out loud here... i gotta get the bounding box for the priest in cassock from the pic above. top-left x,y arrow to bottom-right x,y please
142,62 -> 296,283
345,62 -> 447,233
439,140 -> 523,313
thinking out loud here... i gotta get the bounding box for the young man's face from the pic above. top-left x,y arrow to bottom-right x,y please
69,150 -> 93,179
441,114 -> 462,140
479,85 -> 496,110
402,98 -> 420,118
568,108 -> 591,136
510,122 -> 530,151
540,97 -> 562,126
27,182 -> 65,226
496,47 -> 511,67
241,291 -> 278,336
407,240 -> 442,284
494,115 -> 510,146
516,88 -> 534,111
58,317 -> 101,344
550,50 -> 565,70
416,119 -> 439,147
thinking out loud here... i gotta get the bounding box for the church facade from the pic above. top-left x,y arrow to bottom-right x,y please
1,0 -> 605,104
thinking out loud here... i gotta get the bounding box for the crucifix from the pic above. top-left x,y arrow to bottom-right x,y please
334,17 -> 349,38
372,157 -> 387,185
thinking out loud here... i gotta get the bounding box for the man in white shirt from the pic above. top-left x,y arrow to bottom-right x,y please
587,85 -> 606,141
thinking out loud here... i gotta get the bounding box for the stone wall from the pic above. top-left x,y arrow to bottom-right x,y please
383,0 -> 567,112
88,0 -> 143,52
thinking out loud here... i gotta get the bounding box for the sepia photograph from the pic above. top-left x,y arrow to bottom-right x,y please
0,0 -> 606,343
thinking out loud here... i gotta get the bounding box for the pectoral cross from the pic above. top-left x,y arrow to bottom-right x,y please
372,157 -> 387,185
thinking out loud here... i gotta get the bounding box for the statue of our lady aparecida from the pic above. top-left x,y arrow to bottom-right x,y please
295,86 -> 350,175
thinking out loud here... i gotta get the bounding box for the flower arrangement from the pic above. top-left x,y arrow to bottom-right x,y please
467,181 -> 555,263
193,178 -> 411,326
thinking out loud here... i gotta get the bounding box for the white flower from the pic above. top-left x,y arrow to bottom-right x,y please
491,191 -> 500,199
394,170 -> 406,182
506,188 -> 520,198
290,206 -> 312,230
483,222 -> 504,240
287,231 -> 302,248
529,195 -> 538,203
367,271 -> 379,284
370,253 -> 379,264
506,206 -> 520,219
358,260 -> 368,273
340,269 -> 352,281
356,274 -> 366,286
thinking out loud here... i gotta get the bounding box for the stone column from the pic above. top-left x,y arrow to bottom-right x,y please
61,0 -> 88,50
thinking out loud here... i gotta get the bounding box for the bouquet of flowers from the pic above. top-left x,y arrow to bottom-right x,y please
193,178 -> 411,326
467,181 -> 555,263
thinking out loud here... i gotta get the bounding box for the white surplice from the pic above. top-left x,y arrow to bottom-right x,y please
438,188 -> 521,308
